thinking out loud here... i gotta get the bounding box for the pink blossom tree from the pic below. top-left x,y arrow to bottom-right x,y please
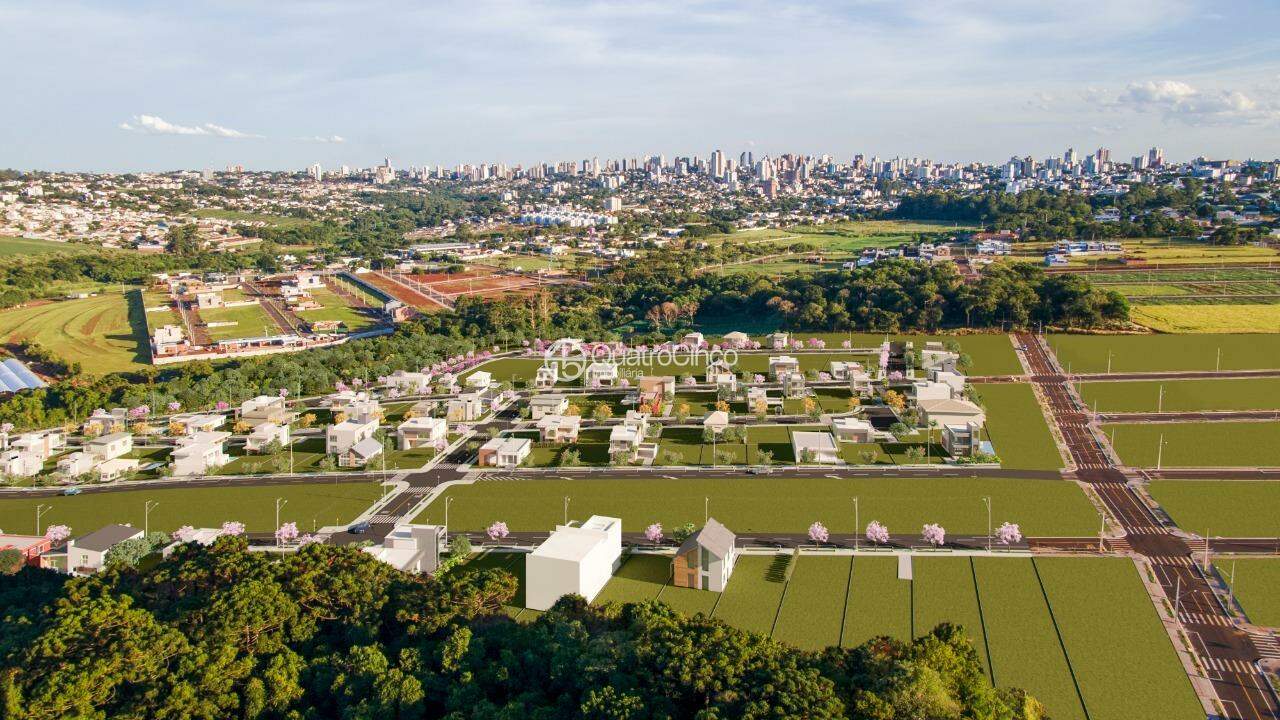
275,522 -> 299,545
220,520 -> 245,536
922,523 -> 946,547
128,405 -> 150,420
171,525 -> 197,542
996,522 -> 1023,545
865,521 -> 890,545
808,521 -> 830,544
752,373 -> 765,384
215,401 -> 230,411
296,534 -> 322,546
644,523 -> 663,544
166,401 -> 182,413
44,524 -> 71,544
279,387 -> 290,398
841,340 -> 852,349
486,521 -> 510,541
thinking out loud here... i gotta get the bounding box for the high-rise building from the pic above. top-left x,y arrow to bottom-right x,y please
308,163 -> 323,182
1148,147 -> 1164,167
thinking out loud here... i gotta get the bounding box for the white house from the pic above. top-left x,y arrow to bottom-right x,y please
534,364 -> 559,388
781,372 -> 806,399
1,451 -> 43,477
396,416 -> 447,449
465,370 -> 493,388
170,413 -> 226,435
83,408 -> 127,436
705,359 -> 736,389
326,419 -> 378,455
929,369 -> 967,396
746,386 -> 783,413
96,458 -> 140,482
920,342 -> 960,372
245,422 -> 290,453
384,370 -> 434,395
11,430 -> 64,461
918,398 -> 986,428
911,380 -> 954,402
65,524 -> 144,575
240,395 -> 293,425
525,515 -> 622,610
537,414 -> 581,443
767,332 -> 790,349
942,421 -> 984,458
791,431 -> 841,465
363,524 -> 447,574
703,410 -> 730,435
85,432 -> 132,461
171,431 -> 232,476
446,392 -> 485,422
477,437 -> 531,467
609,411 -> 649,460
530,394 -> 569,420
722,331 -> 750,348
768,355 -> 800,379
681,331 -> 706,348
57,451 -> 97,477
829,360 -> 863,380
829,416 -> 879,443
584,361 -> 619,387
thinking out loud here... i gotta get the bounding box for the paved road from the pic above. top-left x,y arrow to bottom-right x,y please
1020,331 -> 1280,720
1098,411 -> 1280,423
1072,369 -> 1280,382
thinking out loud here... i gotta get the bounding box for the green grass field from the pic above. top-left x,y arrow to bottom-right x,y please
1036,558 -> 1202,720
840,555 -> 912,647
0,480 -> 383,535
0,292 -> 148,373
191,209 -> 318,228
1050,334 -> 1280,372
1148,481 -> 1280,537
1079,378 -> 1280,412
414,476 -> 1099,536
1216,559 -> 1280,628
773,555 -> 851,650
1130,304 -> 1280,333
973,383 -> 1063,470
1103,422 -> 1280,467
0,236 -> 96,256
294,286 -> 377,331
200,302 -> 280,341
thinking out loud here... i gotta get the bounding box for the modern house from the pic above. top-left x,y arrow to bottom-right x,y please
56,451 -> 97,478
537,414 -> 581,443
363,523 -> 447,574
446,392 -> 485,422
608,411 -> 649,461
636,375 -> 676,405
245,422 -> 290,453
534,364 -> 559,388
465,370 -> 493,388
920,342 -> 960,372
11,430 -> 64,461
83,408 -> 127,436
791,431 -> 841,465
942,421 -> 984,458
928,368 -> 967,396
918,398 -> 986,428
170,413 -> 226,435
96,458 -> 140,481
65,524 -> 144,575
909,380 -> 954,402
338,437 -> 384,468
781,372 -> 806,399
705,361 -> 736,389
584,361 -> 619,387
703,410 -> 730,435
829,360 -> 863,380
530,394 -> 569,420
830,416 -> 881,443
672,518 -> 737,592
240,395 -> 294,425
0,451 -> 42,478
525,515 -> 623,610
722,331 -> 750,348
326,419 -> 379,455
681,331 -> 705,348
477,437 -> 531,467
171,431 -> 232,476
746,386 -> 783,413
85,432 -> 133,461
0,534 -> 54,567
768,355 -> 800,379
396,416 -> 447,449
767,332 -> 790,349
384,370 -> 434,395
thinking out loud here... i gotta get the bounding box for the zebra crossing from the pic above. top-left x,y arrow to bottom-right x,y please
1180,611 -> 1232,627
1202,656 -> 1257,674
1151,554 -> 1198,567
1248,631 -> 1280,660
368,515 -> 398,525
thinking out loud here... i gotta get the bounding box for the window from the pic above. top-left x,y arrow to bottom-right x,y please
700,546 -> 710,571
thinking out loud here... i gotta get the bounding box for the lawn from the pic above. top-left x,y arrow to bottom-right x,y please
1131,304 -> 1280,333
1103,422 -> 1280,467
841,555 -> 911,647
594,553 -> 669,605
772,556 -> 851,650
414,476 -> 1100,536
1148,481 -> 1280,537
912,557 -> 990,677
0,236 -> 95,256
1037,557 -> 1202,720
1049,333 -> 1280,373
1079,378 -> 1280,412
0,291 -> 149,373
453,550 -> 528,619
294,287 -> 378,331
739,333 -> 1021,376
200,302 -> 280,341
706,554 -> 789,635
0,480 -> 384,535
972,383 -> 1063,470
1215,559 -> 1280,628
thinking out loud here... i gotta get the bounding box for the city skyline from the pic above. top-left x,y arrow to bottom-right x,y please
2,0 -> 1279,172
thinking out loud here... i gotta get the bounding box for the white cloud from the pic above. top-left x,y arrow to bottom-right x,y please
118,114 -> 261,138
297,134 -> 345,143
1090,80 -> 1279,125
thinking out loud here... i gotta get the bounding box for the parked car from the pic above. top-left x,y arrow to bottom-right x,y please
348,521 -> 371,534
747,466 -> 773,475
63,486 -> 82,496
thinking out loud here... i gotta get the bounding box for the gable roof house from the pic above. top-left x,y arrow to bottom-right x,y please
65,524 -> 144,575
672,518 -> 737,592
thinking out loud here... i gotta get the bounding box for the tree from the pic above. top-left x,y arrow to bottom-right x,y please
922,523 -> 946,547
559,448 -> 582,467
866,520 -> 890,545
808,521 -> 830,544
0,548 -> 22,575
675,403 -> 690,423
859,449 -> 878,465
592,403 -> 613,421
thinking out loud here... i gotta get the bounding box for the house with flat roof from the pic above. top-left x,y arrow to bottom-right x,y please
171,431 -> 231,476
525,515 -> 622,610
57,451 -> 96,478
791,431 -> 841,465
326,419 -> 378,455
530,394 -> 569,420
245,422 -> 289,453
746,386 -> 783,413
942,421 -> 984,458
768,355 -> 800,379
170,413 -> 226,435
537,414 -> 581,443
911,380 -> 954,402
11,430 -> 64,461
920,342 -> 960,372
672,518 -> 737,592
636,375 -> 676,404
465,370 -> 493,388
722,331 -> 750,348
447,392 -> 485,422
829,360 -> 863,380
1,451 -> 42,478
65,524 -> 143,575
96,457 -> 140,482
85,432 -> 132,461
781,371 -> 806,399
83,408 -> 127,436
477,437 -> 531,467
829,416 -> 884,443
705,361 -> 736,389
384,370 -> 434,395
609,411 -> 649,461
681,331 -> 706,348
929,368 -> 966,396
240,395 -> 294,425
396,416 -> 447,450
584,361 -> 619,387
363,524 -> 447,574
767,332 -> 789,349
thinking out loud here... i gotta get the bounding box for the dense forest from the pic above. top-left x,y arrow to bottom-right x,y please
0,539 -> 1045,719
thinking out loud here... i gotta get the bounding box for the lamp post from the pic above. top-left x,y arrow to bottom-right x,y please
1156,432 -> 1166,470
35,503 -> 51,536
144,500 -> 159,536
982,496 -> 992,552
704,497 -> 709,524
1157,384 -> 1164,413
563,496 -> 570,525
444,497 -> 454,536
1106,350 -> 1113,374
852,497 -> 859,552
275,497 -> 288,541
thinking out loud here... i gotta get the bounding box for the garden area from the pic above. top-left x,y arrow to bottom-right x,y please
972,383 -> 1062,470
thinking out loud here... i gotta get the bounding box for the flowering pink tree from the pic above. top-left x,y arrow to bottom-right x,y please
275,522 -> 299,545
683,376 -> 697,386
486,521 -> 510,541
618,377 -> 631,388
171,525 -> 197,542
279,387 -> 290,398
215,401 -> 230,412
841,340 -> 852,349
865,521 -> 890,545
808,521 -> 830,544
44,524 -> 71,544
220,521 -> 245,536
296,534 -> 322,546
166,401 -> 182,413
878,344 -> 890,374
996,522 -> 1023,545
922,523 -> 946,547
751,373 -> 765,384
334,381 -> 349,393
128,405 -> 150,420
817,371 -> 832,382
888,370 -> 904,381
644,523 -> 663,544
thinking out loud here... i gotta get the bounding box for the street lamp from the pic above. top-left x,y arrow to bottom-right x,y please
563,496 -> 570,525
275,497 -> 288,538
982,496 -> 992,552
144,500 -> 159,536
1156,432 -> 1166,470
852,497 -> 859,552
704,496 -> 709,524
1157,384 -> 1164,413
35,503 -> 51,536
444,497 -> 454,535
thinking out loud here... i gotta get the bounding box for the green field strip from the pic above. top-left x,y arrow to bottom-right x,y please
710,555 -> 789,635
1049,334 -> 1280,373
1103,422 -> 1280,467
458,550 -> 526,618
840,556 -> 911,647
972,558 -> 1086,720
911,557 -> 991,679
653,582 -> 720,617
771,556 -> 851,650
593,554 -> 668,605
1079,378 -> 1280,413
1036,557 -> 1202,720
1149,481 -> 1280,538
973,383 -> 1065,470
1215,559 -> 1280,628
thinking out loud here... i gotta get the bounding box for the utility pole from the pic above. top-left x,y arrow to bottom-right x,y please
1156,432 -> 1165,470
1098,514 -> 1106,553
445,497 -> 454,535
35,504 -> 51,536
1173,575 -> 1181,619
1157,384 -> 1164,413
275,498 -> 288,539
144,500 -> 159,536
982,496 -> 992,552
563,496 -> 570,525
853,497 -> 859,552
1106,350 -> 1113,374
704,497 -> 709,524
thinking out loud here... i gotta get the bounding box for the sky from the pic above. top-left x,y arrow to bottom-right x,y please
2,0 -> 1278,172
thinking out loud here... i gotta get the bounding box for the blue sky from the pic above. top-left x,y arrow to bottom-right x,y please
2,0 -> 1277,172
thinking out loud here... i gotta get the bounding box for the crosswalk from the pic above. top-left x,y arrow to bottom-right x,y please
1151,555 -> 1198,567
1180,611 -> 1232,627
1248,631 -> 1280,660
1202,656 -> 1256,674
369,515 -> 398,525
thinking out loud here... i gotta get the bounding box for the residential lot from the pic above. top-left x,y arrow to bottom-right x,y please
1103,422 -> 1280,467
1079,378 -> 1280,412
972,383 -> 1063,470
1148,481 -> 1280,538
1215,559 -> 1280,628
475,552 -> 1197,720
1049,333 -> 1280,373
0,481 -> 383,534
1130,304 -> 1280,334
416,476 -> 1100,536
